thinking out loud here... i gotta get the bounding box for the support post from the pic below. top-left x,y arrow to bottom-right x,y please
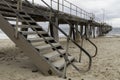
16,0 -> 22,38
49,17 -> 59,42
75,24 -> 80,42
80,24 -> 83,38
89,24 -> 92,38
32,0 -> 34,4
98,27 -> 102,36
17,0 -> 22,10
79,24 -> 84,62
85,24 -> 88,38
58,0 -> 59,11
87,24 -> 93,38
69,24 -> 75,40
93,26 -> 95,38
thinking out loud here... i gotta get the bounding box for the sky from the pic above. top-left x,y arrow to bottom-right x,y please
28,0 -> 120,27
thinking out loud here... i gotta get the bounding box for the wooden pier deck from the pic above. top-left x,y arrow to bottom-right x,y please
0,0 -> 112,41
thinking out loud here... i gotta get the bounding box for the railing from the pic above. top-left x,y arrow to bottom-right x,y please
85,37 -> 98,58
49,0 -> 94,20
38,0 -> 92,75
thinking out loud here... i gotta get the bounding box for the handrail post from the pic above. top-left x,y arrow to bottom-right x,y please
41,0 -> 93,73
48,0 -> 53,33
63,23 -> 72,78
51,0 -> 52,9
57,0 -> 59,11
81,9 -> 82,18
79,24 -> 84,62
32,0 -> 34,4
15,0 -> 22,38
70,3 -> 72,16
75,23 -> 80,42
62,0 -> 64,12
76,6 -> 77,16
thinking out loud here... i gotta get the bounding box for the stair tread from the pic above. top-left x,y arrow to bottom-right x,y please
0,5 -> 13,12
12,24 -> 39,28
21,31 -> 47,35
29,37 -> 53,42
43,49 -> 66,61
5,17 -> 34,22
0,11 -> 16,17
4,17 -> 16,21
35,43 -> 60,50
52,56 -> 74,70
20,20 -> 35,23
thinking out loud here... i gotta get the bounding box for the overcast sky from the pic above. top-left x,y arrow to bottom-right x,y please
28,0 -> 120,27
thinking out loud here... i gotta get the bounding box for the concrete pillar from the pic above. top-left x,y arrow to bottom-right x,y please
85,24 -> 88,38
49,17 -> 59,42
80,24 -> 83,38
86,24 -> 93,38
69,24 -> 75,40
75,24 -> 80,42
93,27 -> 95,38
98,27 -> 102,36
89,25 -> 92,38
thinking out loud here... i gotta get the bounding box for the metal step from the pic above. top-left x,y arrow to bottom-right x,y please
28,37 -> 54,43
52,56 -> 74,70
4,17 -> 34,23
4,17 -> 16,21
20,15 -> 30,18
35,43 -> 60,51
0,11 -> 16,17
11,24 -> 40,28
0,1 -> 17,8
43,49 -> 66,61
0,5 -> 14,12
21,31 -> 47,35
20,20 -> 35,23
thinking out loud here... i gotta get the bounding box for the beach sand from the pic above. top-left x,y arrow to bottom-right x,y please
0,37 -> 120,80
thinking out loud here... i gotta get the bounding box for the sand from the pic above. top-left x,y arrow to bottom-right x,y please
0,37 -> 120,80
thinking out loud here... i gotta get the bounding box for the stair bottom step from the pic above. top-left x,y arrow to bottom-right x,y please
43,50 -> 66,62
52,56 -> 74,70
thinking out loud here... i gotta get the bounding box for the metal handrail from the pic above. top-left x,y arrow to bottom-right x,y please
4,0 -> 94,75
41,0 -> 98,58
51,0 -> 93,20
26,0 -> 92,77
41,0 -> 92,72
86,38 -> 98,57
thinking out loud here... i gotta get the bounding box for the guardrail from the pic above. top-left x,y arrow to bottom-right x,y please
50,0 -> 94,20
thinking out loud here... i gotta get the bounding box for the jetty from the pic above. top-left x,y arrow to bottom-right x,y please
0,0 -> 112,78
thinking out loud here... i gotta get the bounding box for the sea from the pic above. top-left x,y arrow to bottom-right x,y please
0,26 -> 120,39
106,28 -> 120,37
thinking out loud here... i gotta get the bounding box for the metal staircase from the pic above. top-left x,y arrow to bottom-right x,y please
0,0 -> 98,78
0,0 -> 75,77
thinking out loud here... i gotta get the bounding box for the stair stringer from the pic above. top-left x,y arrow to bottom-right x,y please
0,14 -> 63,77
